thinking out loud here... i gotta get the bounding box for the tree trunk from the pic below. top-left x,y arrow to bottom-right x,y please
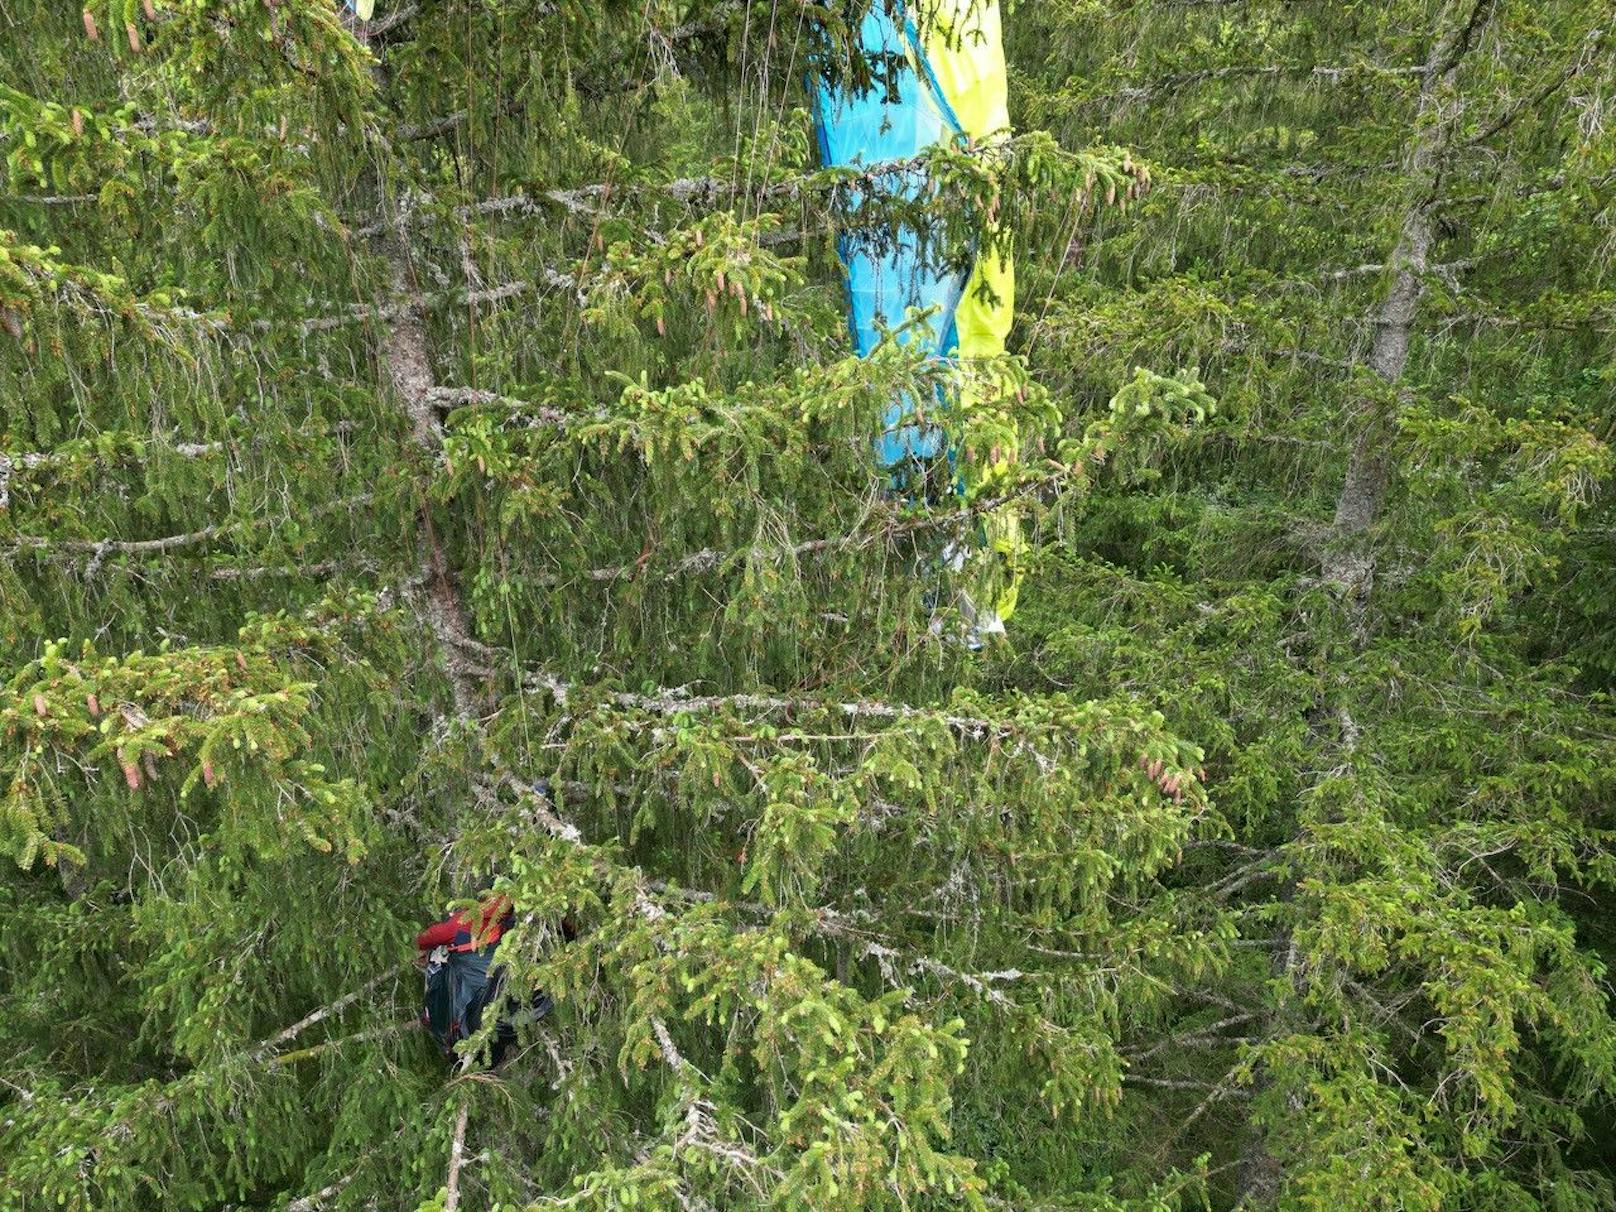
375,220 -> 490,722
1237,3 -> 1494,1204
1321,0 -> 1494,601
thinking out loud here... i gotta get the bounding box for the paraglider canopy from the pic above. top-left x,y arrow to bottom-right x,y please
812,1 -> 1022,627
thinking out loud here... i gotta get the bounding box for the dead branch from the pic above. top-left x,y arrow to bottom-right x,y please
285,1175 -> 355,1212
442,1102 -> 471,1212
250,963 -> 410,1063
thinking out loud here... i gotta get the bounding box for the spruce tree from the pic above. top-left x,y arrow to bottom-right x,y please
1006,0 -> 1616,1206
2,3 -> 1614,1211
2,4 -> 1192,1210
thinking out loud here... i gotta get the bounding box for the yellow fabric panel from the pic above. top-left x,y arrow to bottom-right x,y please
985,505 -> 1022,620
957,245 -> 1014,362
921,0 -> 1014,363
919,1 -> 1010,141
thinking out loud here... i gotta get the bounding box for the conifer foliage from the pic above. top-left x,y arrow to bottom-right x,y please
1,2 -> 1613,1211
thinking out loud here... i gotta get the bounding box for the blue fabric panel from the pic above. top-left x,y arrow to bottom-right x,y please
814,6 -> 966,467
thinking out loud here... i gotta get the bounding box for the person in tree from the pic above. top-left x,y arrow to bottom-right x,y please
415,891 -> 515,957
416,891 -> 554,1068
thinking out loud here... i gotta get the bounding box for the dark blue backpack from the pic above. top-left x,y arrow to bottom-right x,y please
422,942 -> 496,1059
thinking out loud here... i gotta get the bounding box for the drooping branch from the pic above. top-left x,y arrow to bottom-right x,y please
523,669 -> 1103,758
1122,1075 -> 1250,1093
263,1021 -> 419,1069
4,493 -> 374,577
348,190 -> 604,239
1082,60 -> 1426,109
353,135 -> 1085,239
281,278 -> 525,335
13,440 -> 226,467
2,238 -> 229,336
1321,256 -> 1481,284
0,422 -> 360,505
1123,1014 -> 1259,1063
280,274 -> 575,336
77,968 -> 419,1151
1466,26 -> 1606,146
536,467 -> 1077,589
6,193 -> 98,206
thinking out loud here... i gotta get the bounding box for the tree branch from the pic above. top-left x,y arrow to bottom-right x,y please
1124,1013 -> 1259,1063
1122,1074 -> 1251,1093
523,673 -> 1027,742
262,1021 -> 418,1068
249,962 -> 410,1063
352,139 -> 1035,240
426,386 -> 571,428
0,421 -> 358,503
6,193 -> 97,206
361,3 -> 419,38
285,1174 -> 355,1212
6,524 -> 226,558
281,274 -> 573,336
442,1102 -> 471,1212
537,468 -> 1073,589
1085,61 -> 1425,108
1321,256 -> 1481,283
1468,27 -> 1608,146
